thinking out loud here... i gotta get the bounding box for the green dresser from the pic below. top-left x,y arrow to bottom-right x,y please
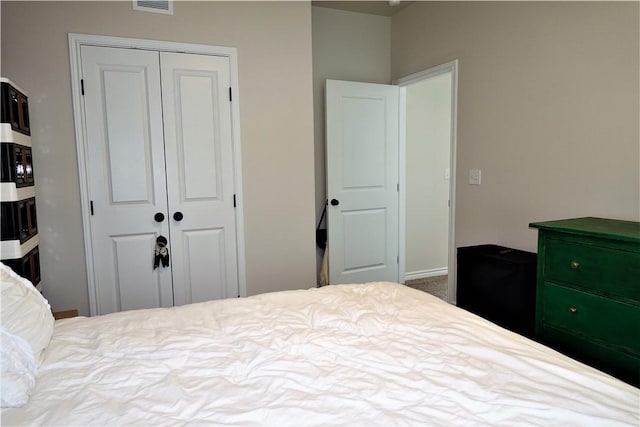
529,217 -> 640,386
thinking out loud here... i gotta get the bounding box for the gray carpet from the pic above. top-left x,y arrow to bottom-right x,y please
405,275 -> 448,301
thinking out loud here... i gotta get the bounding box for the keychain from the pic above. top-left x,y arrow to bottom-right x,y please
153,236 -> 170,269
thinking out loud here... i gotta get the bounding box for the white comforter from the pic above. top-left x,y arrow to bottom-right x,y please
2,283 -> 638,426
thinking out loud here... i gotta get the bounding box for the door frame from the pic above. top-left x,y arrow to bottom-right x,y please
393,60 -> 458,303
68,33 -> 247,314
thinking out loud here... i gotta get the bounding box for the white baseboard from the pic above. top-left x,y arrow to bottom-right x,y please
405,267 -> 448,281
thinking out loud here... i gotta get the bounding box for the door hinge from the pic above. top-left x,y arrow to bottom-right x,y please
397,183 -> 399,192
233,194 -> 236,208
397,255 -> 399,264
229,87 -> 232,102
90,200 -> 94,215
81,79 -> 85,96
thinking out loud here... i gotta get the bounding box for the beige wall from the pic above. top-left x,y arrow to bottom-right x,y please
393,1 -> 640,253
311,6 -> 390,278
405,73 -> 451,275
1,1 -> 316,315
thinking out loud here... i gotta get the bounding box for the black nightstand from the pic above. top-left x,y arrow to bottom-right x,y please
457,244 -> 537,337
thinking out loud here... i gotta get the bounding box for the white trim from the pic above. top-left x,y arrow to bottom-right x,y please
405,267 -> 448,282
449,61 -> 459,305
1,235 -> 39,260
394,59 -> 459,305
0,184 -> 35,202
68,34 -> 96,314
68,33 -> 238,57
228,48 -> 247,299
393,61 -> 457,86
397,87 -> 407,284
68,33 -> 247,315
1,124 -> 31,146
0,77 -> 28,95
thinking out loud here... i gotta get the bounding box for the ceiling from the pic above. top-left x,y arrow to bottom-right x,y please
311,1 -> 414,17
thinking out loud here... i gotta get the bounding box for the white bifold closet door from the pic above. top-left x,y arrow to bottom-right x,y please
81,46 -> 239,315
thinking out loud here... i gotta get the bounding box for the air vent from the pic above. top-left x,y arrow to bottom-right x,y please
133,0 -> 173,15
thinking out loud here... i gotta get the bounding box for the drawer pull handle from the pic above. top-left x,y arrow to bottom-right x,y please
568,307 -> 577,314
570,260 -> 580,269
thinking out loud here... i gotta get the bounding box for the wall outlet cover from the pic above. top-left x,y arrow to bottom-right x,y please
469,169 -> 481,185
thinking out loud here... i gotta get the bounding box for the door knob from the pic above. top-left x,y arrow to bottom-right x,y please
154,212 -> 165,222
173,211 -> 184,221
330,199 -> 339,206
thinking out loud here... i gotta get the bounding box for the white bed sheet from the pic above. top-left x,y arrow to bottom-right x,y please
2,282 -> 638,426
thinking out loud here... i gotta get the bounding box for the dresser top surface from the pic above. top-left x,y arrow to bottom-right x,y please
529,217 -> 640,243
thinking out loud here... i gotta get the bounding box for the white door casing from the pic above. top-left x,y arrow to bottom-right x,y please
81,46 -> 174,313
71,34 -> 246,316
160,52 -> 239,305
325,80 -> 400,284
394,60 -> 458,304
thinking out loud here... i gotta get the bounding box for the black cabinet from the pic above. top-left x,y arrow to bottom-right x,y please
1,78 -> 41,288
1,143 -> 34,186
457,244 -> 537,337
1,197 -> 38,242
1,80 -> 30,135
3,246 -> 41,287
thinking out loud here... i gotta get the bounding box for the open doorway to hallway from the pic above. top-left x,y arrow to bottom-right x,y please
396,62 -> 457,302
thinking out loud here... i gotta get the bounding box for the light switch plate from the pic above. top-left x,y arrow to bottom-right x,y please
469,169 -> 481,185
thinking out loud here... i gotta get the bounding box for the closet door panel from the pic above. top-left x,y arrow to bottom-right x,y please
81,46 -> 174,315
101,69 -> 156,204
160,52 -> 239,305
182,228 -> 227,303
112,233 -> 165,312
177,74 -> 220,200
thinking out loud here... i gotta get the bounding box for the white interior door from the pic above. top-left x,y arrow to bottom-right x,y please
160,52 -> 239,305
81,46 -> 240,314
81,46 -> 174,314
326,79 -> 400,284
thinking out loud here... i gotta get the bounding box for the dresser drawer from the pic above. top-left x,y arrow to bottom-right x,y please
540,325 -> 640,386
544,238 -> 640,300
542,283 -> 640,355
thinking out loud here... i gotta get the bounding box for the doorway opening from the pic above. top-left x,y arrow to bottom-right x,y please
396,60 -> 458,303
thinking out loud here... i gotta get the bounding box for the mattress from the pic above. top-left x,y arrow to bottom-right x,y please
2,282 -> 638,426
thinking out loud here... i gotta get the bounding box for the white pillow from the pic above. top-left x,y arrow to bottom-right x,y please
0,327 -> 37,408
0,262 -> 54,363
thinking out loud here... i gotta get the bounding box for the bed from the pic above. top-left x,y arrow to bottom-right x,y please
1,263 -> 638,426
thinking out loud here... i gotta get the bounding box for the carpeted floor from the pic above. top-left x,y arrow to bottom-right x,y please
405,275 -> 448,301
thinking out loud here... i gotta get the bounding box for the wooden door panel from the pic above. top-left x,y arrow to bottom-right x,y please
81,45 -> 173,314
82,46 -> 239,313
177,228 -> 228,304
174,73 -> 222,201
110,233 -> 173,311
343,208 -> 387,271
341,97 -> 387,189
101,68 -> 157,204
326,80 -> 399,284
160,52 -> 239,305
